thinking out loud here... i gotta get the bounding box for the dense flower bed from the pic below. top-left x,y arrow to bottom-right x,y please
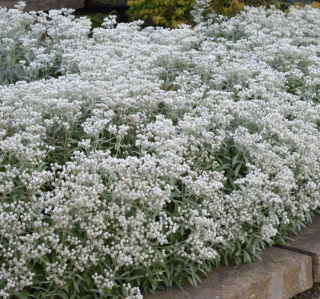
1,2 -> 320,298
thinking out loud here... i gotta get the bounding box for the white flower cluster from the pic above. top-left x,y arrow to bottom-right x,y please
1,2 -> 320,298
0,2 -> 91,84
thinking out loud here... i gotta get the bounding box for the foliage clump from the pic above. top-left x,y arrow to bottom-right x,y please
0,2 -> 91,85
1,2 -> 320,299
125,0 -> 320,28
127,0 -> 245,28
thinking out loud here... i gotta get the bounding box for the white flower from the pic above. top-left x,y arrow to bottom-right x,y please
2,3 -> 320,298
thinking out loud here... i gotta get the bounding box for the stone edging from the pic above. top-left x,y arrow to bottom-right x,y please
144,215 -> 320,299
275,214 -> 320,284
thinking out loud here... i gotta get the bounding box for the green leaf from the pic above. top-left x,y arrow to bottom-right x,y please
173,277 -> 184,290
12,290 -> 29,299
56,289 -> 69,299
229,176 -> 236,190
73,276 -> 82,293
243,251 -> 251,263
235,163 -> 242,177
174,263 -> 182,276
165,266 -> 171,279
84,273 -> 94,289
89,289 -> 102,293
125,275 -> 144,281
69,284 -> 77,299
232,153 -> 239,165
187,275 -> 194,287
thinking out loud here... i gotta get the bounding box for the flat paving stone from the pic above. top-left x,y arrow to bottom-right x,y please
277,215 -> 320,282
0,0 -> 84,11
144,247 -> 312,299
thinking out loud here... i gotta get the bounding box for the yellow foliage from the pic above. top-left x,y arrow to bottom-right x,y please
152,15 -> 166,24
139,9 -> 151,14
128,0 -> 146,5
233,0 -> 245,10
175,8 -> 185,16
171,20 -> 179,28
177,0 -> 191,4
311,1 -> 320,8
128,0 -> 196,27
221,0 -> 245,17
273,1 -> 282,9
292,2 -> 304,8
127,0 -> 319,28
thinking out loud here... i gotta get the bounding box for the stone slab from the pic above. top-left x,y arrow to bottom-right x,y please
0,0 -> 84,11
313,265 -> 320,283
143,247 -> 312,299
86,0 -> 127,7
276,215 -> 320,267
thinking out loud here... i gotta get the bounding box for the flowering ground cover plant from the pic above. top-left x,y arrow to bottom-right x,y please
0,3 -> 91,85
1,1 -> 320,298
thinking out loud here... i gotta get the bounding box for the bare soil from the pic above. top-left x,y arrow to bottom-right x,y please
292,284 -> 320,299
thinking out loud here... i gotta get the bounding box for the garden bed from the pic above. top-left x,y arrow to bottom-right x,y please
1,2 -> 320,298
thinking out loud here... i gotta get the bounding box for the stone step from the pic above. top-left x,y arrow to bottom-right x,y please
276,214 -> 320,282
143,247 -> 312,299
0,0 -> 84,11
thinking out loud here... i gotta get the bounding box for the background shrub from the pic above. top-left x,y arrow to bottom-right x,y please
126,0 -> 320,27
126,0 -> 243,28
